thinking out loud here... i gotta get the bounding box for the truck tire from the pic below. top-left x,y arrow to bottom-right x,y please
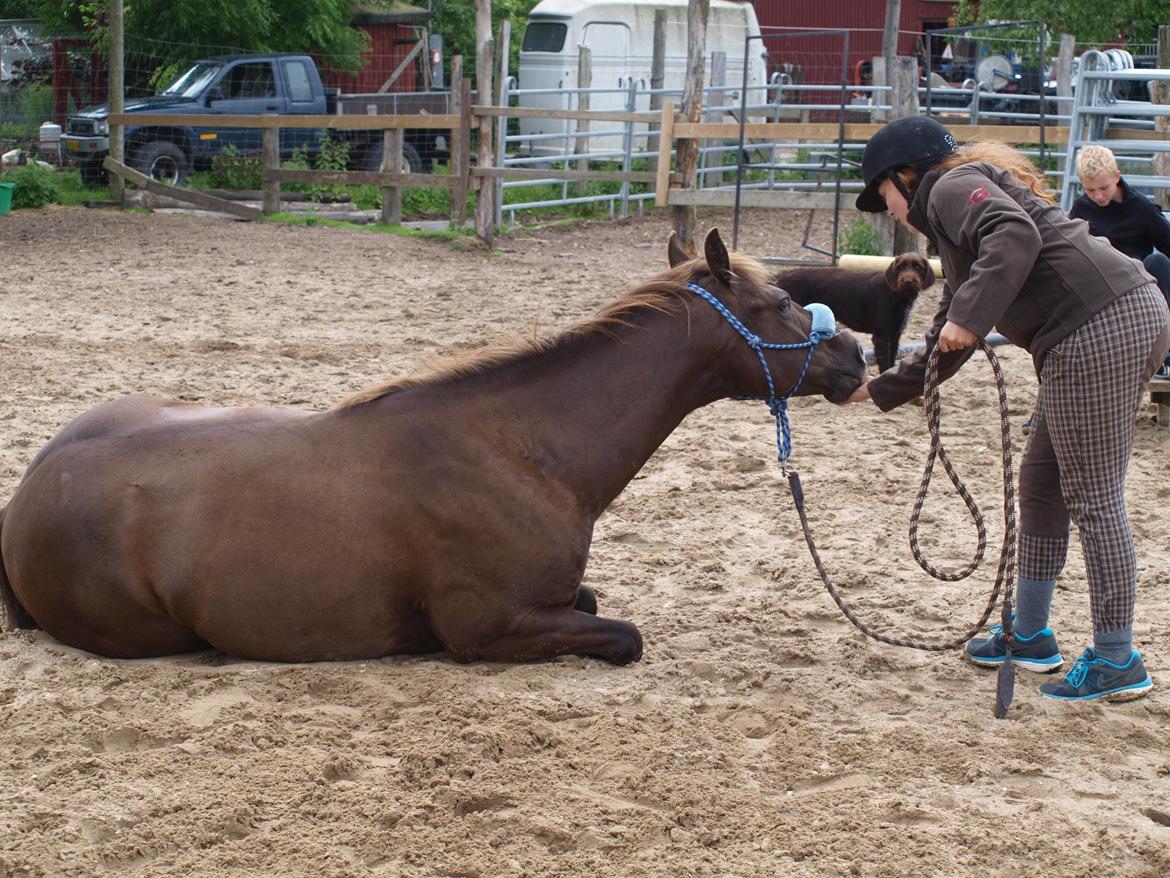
78,159 -> 108,188
131,141 -> 188,185
357,140 -> 424,174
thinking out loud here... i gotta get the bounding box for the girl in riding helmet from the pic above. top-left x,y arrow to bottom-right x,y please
842,116 -> 1169,703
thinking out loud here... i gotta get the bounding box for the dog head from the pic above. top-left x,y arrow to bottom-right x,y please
885,253 -> 936,300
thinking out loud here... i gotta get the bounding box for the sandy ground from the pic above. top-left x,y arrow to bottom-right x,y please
1,206 -> 1169,878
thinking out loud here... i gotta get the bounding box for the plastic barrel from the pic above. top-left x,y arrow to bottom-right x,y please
0,182 -> 13,216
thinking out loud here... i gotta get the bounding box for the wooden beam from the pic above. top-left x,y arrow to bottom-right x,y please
472,106 -> 659,124
472,166 -> 660,183
668,188 -> 860,210
671,120 -> 1073,143
107,113 -> 459,130
378,37 -> 425,93
103,157 -> 262,219
265,168 -> 459,189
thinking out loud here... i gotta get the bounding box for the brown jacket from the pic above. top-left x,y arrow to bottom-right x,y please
868,162 -> 1152,412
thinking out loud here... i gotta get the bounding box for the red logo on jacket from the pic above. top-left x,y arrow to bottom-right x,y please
968,185 -> 990,204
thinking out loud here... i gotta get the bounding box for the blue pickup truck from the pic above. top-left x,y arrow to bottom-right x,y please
62,53 -> 451,186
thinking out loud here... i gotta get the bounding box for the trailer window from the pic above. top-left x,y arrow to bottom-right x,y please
522,21 -> 567,53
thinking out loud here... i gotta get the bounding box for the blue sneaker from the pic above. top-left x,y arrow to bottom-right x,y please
1040,648 -> 1153,702
964,625 -> 1064,673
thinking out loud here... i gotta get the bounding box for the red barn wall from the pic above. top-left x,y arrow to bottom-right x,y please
319,23 -> 421,94
752,1 -> 957,86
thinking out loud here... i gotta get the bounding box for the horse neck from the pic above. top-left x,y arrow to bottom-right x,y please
424,302 -> 739,519
527,306 -> 740,514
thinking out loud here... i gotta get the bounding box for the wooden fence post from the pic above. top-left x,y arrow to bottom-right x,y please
1154,26 -> 1170,209
704,51 -> 726,187
109,0 -> 124,203
647,11 -> 667,176
473,0 -> 495,245
450,56 -> 469,227
673,0 -> 709,245
574,47 -> 592,196
262,115 -> 280,215
654,101 -> 676,207
380,125 -> 403,225
1054,34 -> 1075,182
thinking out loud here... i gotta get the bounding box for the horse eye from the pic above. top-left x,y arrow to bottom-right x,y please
777,296 -> 791,313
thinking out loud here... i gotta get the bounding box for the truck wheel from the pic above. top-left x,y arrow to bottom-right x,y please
78,159 -> 108,188
358,141 -> 424,174
131,141 -> 188,185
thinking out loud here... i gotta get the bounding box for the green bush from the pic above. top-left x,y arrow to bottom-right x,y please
0,163 -> 60,209
209,144 -> 265,190
838,216 -> 883,257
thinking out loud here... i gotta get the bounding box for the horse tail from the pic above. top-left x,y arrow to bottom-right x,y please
0,507 -> 35,632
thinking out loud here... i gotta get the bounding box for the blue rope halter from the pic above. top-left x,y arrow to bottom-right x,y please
684,282 -> 838,468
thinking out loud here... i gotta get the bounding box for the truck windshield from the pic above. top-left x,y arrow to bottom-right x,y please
521,21 -> 567,53
160,62 -> 222,98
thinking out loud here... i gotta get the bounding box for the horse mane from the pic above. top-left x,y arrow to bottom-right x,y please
333,249 -> 770,410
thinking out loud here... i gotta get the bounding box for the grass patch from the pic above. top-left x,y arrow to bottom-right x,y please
259,211 -> 472,239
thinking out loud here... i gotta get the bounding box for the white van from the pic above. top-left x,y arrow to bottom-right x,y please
517,0 -> 767,157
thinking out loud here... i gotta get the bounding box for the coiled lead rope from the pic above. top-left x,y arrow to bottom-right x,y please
788,338 -> 1019,717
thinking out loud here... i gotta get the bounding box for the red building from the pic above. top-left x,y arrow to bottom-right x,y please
751,0 -> 959,88
318,4 -> 431,94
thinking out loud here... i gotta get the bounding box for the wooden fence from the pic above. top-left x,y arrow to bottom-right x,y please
101,98 -> 1168,227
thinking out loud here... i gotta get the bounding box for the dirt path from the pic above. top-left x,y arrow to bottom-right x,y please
1,207 -> 1168,877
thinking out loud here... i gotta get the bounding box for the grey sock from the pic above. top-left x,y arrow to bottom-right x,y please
1093,627 -> 1134,665
1014,577 -> 1056,638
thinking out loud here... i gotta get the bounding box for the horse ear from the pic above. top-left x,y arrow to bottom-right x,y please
667,231 -> 692,267
704,228 -> 733,287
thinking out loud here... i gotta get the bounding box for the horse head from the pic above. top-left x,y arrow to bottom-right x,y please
667,228 -> 865,404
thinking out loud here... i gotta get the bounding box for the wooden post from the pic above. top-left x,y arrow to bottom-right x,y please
704,51 -> 726,187
574,47 -> 592,195
1154,26 -> 1170,210
881,0 -> 902,79
647,11 -> 667,176
655,100 -> 676,207
380,126 -> 403,225
450,56 -> 468,227
473,0 -> 495,245
870,56 -> 919,256
109,0 -> 124,202
673,0 -> 709,245
262,116 -> 280,215
1055,34 -> 1075,182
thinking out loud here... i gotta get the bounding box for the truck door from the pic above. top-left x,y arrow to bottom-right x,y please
279,57 -> 325,155
206,60 -> 281,155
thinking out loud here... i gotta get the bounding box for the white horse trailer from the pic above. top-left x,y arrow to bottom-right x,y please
517,0 -> 767,158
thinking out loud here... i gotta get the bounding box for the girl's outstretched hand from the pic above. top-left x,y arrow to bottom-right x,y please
838,377 -> 871,405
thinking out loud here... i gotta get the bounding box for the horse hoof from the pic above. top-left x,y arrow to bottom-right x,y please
575,585 -> 598,615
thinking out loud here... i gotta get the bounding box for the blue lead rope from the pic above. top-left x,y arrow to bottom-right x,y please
684,282 -> 837,467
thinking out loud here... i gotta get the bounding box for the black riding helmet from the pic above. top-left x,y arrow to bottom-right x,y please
855,116 -> 959,212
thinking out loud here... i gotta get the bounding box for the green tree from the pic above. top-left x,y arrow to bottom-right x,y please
19,1 -> 367,71
431,0 -> 540,82
954,0 -> 1170,47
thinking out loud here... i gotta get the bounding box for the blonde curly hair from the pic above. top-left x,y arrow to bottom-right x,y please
1075,145 -> 1120,180
896,141 -> 1056,203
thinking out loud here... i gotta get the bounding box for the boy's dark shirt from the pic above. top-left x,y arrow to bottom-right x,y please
1070,177 -> 1170,261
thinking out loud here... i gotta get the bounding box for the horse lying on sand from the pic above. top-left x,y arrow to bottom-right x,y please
0,228 -> 865,664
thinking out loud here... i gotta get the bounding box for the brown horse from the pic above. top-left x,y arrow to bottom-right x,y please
0,229 -> 864,664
